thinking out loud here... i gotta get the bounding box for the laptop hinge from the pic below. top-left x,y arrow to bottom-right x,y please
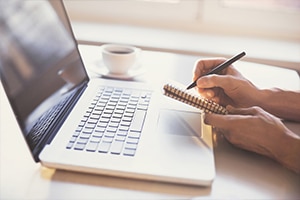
28,82 -> 88,162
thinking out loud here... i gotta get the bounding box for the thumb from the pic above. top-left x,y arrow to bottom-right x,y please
203,113 -> 231,130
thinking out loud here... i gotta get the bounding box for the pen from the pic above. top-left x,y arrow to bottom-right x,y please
186,51 -> 246,90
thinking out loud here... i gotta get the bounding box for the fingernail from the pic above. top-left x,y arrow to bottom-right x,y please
203,114 -> 210,124
226,105 -> 237,114
226,105 -> 232,110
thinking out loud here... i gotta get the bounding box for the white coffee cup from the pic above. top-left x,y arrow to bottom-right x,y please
101,44 -> 140,74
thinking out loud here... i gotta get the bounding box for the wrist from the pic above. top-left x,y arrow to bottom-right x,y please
252,88 -> 271,108
255,88 -> 300,121
255,88 -> 280,116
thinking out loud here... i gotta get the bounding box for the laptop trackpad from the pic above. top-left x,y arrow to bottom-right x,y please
157,109 -> 202,137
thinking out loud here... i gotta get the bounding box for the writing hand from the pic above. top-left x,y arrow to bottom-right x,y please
193,58 -> 260,108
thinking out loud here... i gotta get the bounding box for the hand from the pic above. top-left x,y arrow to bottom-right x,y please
204,106 -> 300,173
193,58 -> 300,121
193,58 -> 260,107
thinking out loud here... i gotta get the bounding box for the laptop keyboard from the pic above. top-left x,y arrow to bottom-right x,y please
66,86 -> 152,157
26,88 -> 78,151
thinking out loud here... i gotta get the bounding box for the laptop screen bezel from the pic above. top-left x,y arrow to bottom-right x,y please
0,0 -> 90,162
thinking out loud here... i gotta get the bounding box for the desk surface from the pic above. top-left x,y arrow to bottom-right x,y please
1,45 -> 300,199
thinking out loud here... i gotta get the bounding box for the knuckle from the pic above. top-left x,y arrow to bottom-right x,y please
250,106 -> 263,114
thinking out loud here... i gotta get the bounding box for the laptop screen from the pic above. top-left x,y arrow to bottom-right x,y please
0,0 -> 88,157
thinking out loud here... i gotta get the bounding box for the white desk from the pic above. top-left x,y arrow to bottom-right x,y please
1,45 -> 299,199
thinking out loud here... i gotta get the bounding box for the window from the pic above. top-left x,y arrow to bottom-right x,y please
64,0 -> 200,27
64,0 -> 300,40
203,0 -> 300,40
223,0 -> 300,11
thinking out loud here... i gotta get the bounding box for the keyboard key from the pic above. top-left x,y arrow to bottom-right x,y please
127,105 -> 136,110
115,135 -> 126,141
110,141 -> 124,155
112,113 -> 123,119
98,142 -> 111,153
86,141 -> 99,152
77,137 -> 89,144
90,114 -> 100,120
99,118 -> 110,123
137,105 -> 148,110
79,133 -> 91,139
66,142 -> 74,149
102,113 -> 112,118
96,102 -> 106,108
82,127 -> 93,134
69,136 -> 77,142
111,118 -> 121,123
90,136 -> 102,142
117,130 -> 128,136
127,138 -> 139,144
119,100 -> 129,105
120,121 -> 131,127
123,148 -> 136,156
109,122 -> 119,128
107,127 -> 117,133
119,125 -> 129,131
73,131 -> 80,137
122,117 -> 132,122
74,143 -> 85,151
125,108 -> 135,113
85,123 -> 96,129
130,110 -> 146,132
128,131 -> 141,139
93,131 -> 103,138
124,112 -> 134,118
114,109 -> 124,115
102,136 -> 113,143
105,131 -> 115,138
105,106 -> 115,110
78,121 -> 85,127
125,143 -> 138,150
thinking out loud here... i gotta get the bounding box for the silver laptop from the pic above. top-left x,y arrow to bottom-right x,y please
0,0 -> 215,186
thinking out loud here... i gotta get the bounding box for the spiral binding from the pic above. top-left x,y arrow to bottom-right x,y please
163,83 -> 228,115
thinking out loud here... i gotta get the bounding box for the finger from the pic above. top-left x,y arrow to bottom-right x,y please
197,88 -> 215,99
227,106 -> 261,116
210,96 -> 221,104
197,87 -> 224,105
196,74 -> 224,88
204,113 -> 233,130
193,58 -> 226,81
196,74 -> 238,91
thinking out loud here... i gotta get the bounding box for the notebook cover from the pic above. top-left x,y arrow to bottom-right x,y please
163,83 -> 228,115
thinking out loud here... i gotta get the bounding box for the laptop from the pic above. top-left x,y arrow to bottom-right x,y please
0,0 -> 215,186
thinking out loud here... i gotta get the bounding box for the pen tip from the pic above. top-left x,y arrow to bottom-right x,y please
186,81 -> 196,90
186,84 -> 193,90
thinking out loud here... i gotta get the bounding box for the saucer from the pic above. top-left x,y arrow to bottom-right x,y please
88,60 -> 145,79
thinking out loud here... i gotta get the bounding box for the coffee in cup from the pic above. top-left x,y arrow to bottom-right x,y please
101,44 -> 140,74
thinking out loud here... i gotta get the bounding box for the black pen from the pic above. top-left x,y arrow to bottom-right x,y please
186,51 -> 246,90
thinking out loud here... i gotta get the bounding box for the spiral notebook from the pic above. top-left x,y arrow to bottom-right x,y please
163,82 -> 228,115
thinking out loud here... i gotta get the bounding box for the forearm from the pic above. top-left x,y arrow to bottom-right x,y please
274,129 -> 300,174
257,88 -> 300,122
